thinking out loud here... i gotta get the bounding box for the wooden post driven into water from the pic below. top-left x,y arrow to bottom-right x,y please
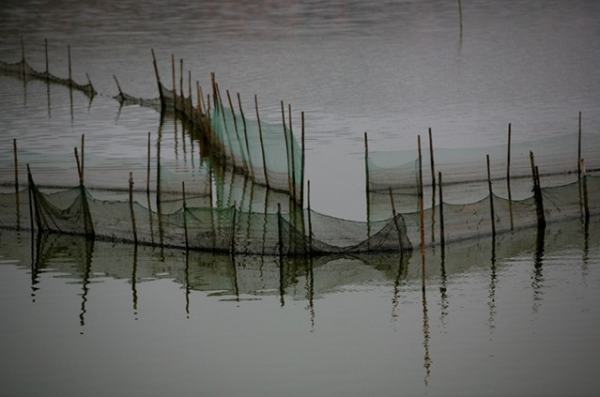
254,95 -> 269,188
13,139 -> 20,229
438,172 -> 445,248
418,135 -> 425,288
280,101 -> 292,196
129,172 -> 138,244
179,59 -> 183,107
389,187 -> 404,251
74,147 -> 83,185
307,179 -> 313,256
288,104 -> 297,204
171,54 -> 176,100
146,132 -> 151,195
301,111 -> 306,208
577,111 -> 582,176
277,203 -> 283,260
507,123 -> 514,231
67,44 -> 72,86
27,164 -> 36,233
150,49 -> 163,107
182,181 -> 189,251
529,151 -> 546,230
230,201 -> 237,257
237,93 -> 253,178
20,37 -> 26,78
486,154 -> 496,238
581,159 -> 590,223
364,132 -> 371,250
80,134 -> 85,183
428,128 -> 436,242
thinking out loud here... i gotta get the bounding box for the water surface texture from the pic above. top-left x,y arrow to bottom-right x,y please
1,1 -> 600,396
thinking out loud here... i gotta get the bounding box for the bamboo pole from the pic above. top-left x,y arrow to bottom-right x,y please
288,104 -> 297,203
146,132 -> 151,195
81,134 -> 85,184
182,181 -> 189,251
486,154 -> 496,238
179,59 -> 183,109
577,111 -> 582,176
196,81 -> 204,114
74,147 -> 83,184
364,132 -> 371,249
129,172 -> 138,244
581,159 -> 590,222
27,164 -> 36,232
230,201 -> 237,256
438,172 -> 445,248
529,151 -> 546,230
307,179 -> 313,256
277,203 -> 283,260
150,49 -> 163,106
418,135 -> 425,252
13,139 -> 20,229
301,112 -> 306,208
428,128 -> 436,242
255,95 -> 269,188
507,122 -> 514,230
188,70 -> 192,114
216,83 -> 235,166
226,89 -> 248,171
281,101 -> 293,195
67,44 -> 72,87
113,75 -> 124,97
237,93 -> 253,178
171,54 -> 176,99
389,187 -> 404,251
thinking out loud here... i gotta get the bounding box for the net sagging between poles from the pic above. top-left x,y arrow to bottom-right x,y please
1,171 -> 597,256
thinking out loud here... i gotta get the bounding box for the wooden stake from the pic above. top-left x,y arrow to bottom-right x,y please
307,179 -> 313,256
277,203 -> 283,259
507,122 -> 514,230
196,81 -> 204,114
577,111 -> 582,176
364,132 -> 371,249
188,70 -> 192,113
171,54 -> 176,98
301,111 -> 305,208
237,93 -> 253,177
150,49 -> 163,106
13,139 -> 20,229
113,75 -> 123,97
288,104 -> 297,203
581,159 -> 590,222
230,201 -> 237,256
182,181 -> 189,251
438,172 -> 445,248
179,59 -> 183,107
27,164 -> 36,232
255,95 -> 269,188
486,154 -> 496,237
129,172 -> 138,244
281,101 -> 292,195
226,89 -> 247,170
146,132 -> 151,195
74,147 -> 82,184
418,135 -> 425,251
428,128 -> 436,242
529,151 -> 546,230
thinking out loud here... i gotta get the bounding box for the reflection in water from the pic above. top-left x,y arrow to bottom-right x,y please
439,249 -> 448,328
421,284 -> 431,385
79,239 -> 95,332
532,228 -> 545,313
488,238 -> 497,332
131,245 -> 138,319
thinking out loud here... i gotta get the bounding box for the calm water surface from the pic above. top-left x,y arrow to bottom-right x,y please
1,1 -> 600,395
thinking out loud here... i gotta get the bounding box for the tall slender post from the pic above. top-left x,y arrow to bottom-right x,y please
428,128 -> 436,242
288,104 -> 297,203
227,89 -> 248,171
255,95 -> 269,188
182,181 -> 189,251
277,203 -> 283,259
507,122 -> 514,230
389,187 -> 404,251
529,151 -> 546,230
438,172 -> 445,248
281,101 -> 292,195
188,70 -> 192,114
129,172 -> 138,244
457,0 -> 463,34
74,147 -> 83,185
197,81 -> 204,114
237,93 -> 253,177
179,59 -> 183,102
486,154 -> 496,238
44,38 -> 49,76
230,201 -> 237,256
301,111 -> 306,208
581,159 -> 590,222
577,111 -> 582,176
146,132 -> 151,195
307,180 -> 313,256
67,44 -> 72,86
27,164 -> 36,233
418,135 -> 425,251
171,54 -> 176,99
364,132 -> 371,249
150,49 -> 163,107
13,139 -> 20,229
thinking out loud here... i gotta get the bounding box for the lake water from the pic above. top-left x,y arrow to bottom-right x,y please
1,0 -> 600,395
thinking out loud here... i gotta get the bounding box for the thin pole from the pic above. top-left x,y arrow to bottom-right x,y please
288,104 -> 297,203
179,59 -> 183,108
486,154 -> 496,237
237,92 -> 253,177
255,95 -> 269,188
507,122 -> 514,230
277,203 -> 283,259
146,132 -> 151,195
364,132 -> 371,249
182,181 -> 189,251
113,75 -> 124,97
44,38 -> 49,76
67,44 -> 72,86
216,84 -> 235,166
20,37 -> 25,78
438,172 -> 445,248
577,111 -> 582,176
13,139 -> 20,229
230,201 -> 237,255
150,49 -> 163,106
129,172 -> 138,244
226,89 -> 247,171
458,0 -> 464,34
529,151 -> 546,230
301,112 -> 306,208
428,128 -> 436,242
188,70 -> 192,114
74,147 -> 82,184
171,54 -> 176,99
418,135 -> 425,251
581,159 -> 590,222
197,81 -> 204,114
281,101 -> 292,195
307,179 -> 313,256
27,164 -> 36,232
